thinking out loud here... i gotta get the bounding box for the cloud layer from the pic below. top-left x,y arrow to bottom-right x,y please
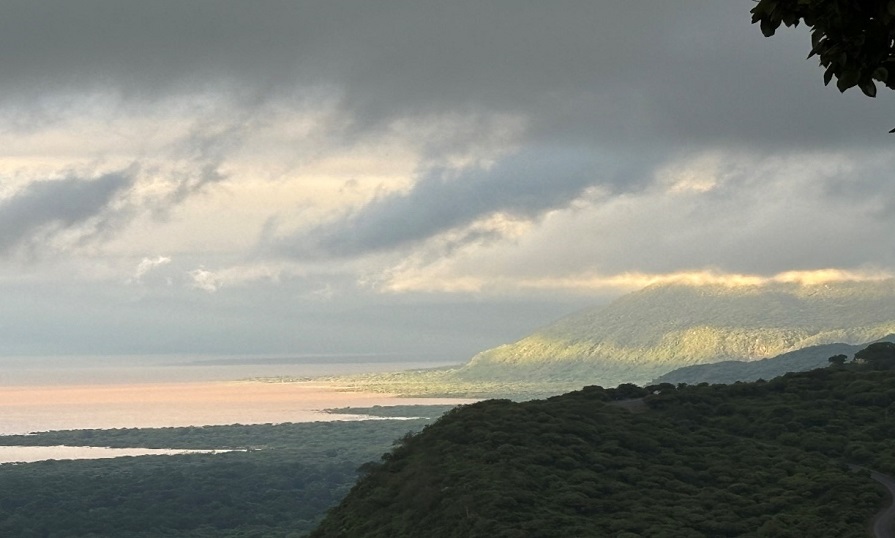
0,2 -> 894,358
0,172 -> 135,253
276,149 -> 620,258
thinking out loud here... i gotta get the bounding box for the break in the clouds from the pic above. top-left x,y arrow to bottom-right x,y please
0,2 -> 894,358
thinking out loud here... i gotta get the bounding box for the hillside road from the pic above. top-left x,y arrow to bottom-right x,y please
870,470 -> 895,538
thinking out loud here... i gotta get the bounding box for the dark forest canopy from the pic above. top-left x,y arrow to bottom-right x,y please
752,0 -> 895,97
311,360 -> 895,537
0,419 -> 441,537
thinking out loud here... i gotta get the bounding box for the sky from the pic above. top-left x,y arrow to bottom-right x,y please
2,1 -> 895,362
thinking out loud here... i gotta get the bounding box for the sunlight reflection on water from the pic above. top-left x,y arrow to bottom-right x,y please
0,446 -> 238,464
0,356 -> 475,436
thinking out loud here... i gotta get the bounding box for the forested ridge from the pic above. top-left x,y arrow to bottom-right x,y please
311,360 -> 895,537
654,336 -> 895,386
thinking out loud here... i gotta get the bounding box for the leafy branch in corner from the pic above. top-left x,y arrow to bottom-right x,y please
751,0 -> 895,130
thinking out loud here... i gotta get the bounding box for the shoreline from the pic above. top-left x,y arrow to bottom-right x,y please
0,379 -> 477,435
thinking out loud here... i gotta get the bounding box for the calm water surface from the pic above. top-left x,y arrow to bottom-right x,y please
0,355 -> 475,461
0,446 -> 237,464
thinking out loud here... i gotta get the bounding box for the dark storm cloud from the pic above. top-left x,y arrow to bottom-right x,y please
0,1 -> 322,97
0,172 -> 135,252
2,1 -> 887,148
276,149 -> 635,258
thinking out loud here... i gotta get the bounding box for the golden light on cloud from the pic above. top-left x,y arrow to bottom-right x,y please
378,267 -> 894,295
542,268 -> 895,291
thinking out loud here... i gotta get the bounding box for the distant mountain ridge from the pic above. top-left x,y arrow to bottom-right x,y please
653,335 -> 895,386
455,279 -> 895,387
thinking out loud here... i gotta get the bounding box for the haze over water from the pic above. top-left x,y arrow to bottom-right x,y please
0,353 -> 453,386
0,355 -> 470,435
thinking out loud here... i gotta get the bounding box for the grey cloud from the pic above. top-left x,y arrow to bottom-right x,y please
0,172 -> 135,253
6,2 -> 895,362
0,273 -> 584,359
276,149 -> 644,258
143,119 -> 237,217
0,1 -> 669,95
514,156 -> 895,278
3,2 -> 892,269
158,163 -> 227,211
0,1 -> 319,98
2,1 -> 888,151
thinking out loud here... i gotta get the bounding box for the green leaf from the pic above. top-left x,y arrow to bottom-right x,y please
889,0 -> 895,17
781,13 -> 800,27
859,79 -> 878,97
810,30 -> 823,50
760,18 -> 778,37
823,67 -> 835,86
873,67 -> 889,82
837,70 -> 860,92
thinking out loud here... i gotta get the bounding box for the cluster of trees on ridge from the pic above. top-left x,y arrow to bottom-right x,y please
654,338 -> 895,386
829,341 -> 895,367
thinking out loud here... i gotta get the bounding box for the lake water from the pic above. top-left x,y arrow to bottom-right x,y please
0,354 -> 476,461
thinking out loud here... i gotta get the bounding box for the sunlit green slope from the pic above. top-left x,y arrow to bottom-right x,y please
456,279 -> 895,386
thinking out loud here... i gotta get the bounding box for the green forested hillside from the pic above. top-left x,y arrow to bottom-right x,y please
310,362 -> 895,537
458,280 -> 895,387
